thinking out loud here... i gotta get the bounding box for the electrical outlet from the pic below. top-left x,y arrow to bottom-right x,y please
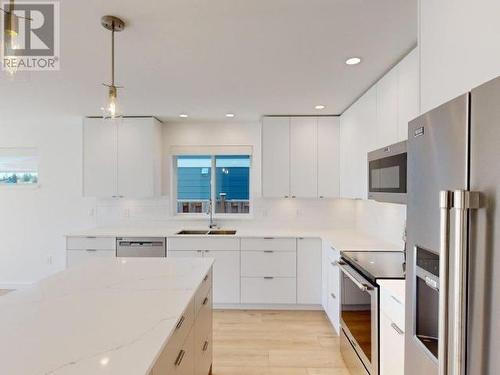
46,255 -> 53,265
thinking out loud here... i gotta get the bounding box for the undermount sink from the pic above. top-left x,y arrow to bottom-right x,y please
207,230 -> 237,235
176,230 -> 209,235
175,229 -> 237,235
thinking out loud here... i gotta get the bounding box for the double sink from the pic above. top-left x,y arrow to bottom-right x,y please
176,229 -> 237,236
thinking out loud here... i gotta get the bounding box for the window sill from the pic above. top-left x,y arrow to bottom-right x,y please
0,184 -> 40,190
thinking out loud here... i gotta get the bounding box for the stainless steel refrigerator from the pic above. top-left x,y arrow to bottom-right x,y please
406,75 -> 500,375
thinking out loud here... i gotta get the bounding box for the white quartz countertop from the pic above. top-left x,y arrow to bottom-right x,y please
0,257 -> 214,375
66,226 -> 402,252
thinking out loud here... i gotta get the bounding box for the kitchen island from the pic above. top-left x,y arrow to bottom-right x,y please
0,257 -> 214,375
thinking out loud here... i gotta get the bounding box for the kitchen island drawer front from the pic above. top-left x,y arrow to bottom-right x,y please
241,277 -> 296,304
66,236 -> 116,250
241,238 -> 296,252
168,237 -> 239,251
380,286 -> 405,331
168,327 -> 195,375
241,251 -> 296,277
194,290 -> 213,375
195,272 -> 212,316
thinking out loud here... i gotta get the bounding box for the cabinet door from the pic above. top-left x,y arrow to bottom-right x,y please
377,67 -> 399,147
380,312 -> 405,375
117,118 -> 161,198
397,48 -> 419,141
83,118 -> 117,198
297,238 -> 322,304
290,117 -> 318,198
203,250 -> 240,304
66,249 -> 115,268
262,117 -> 290,198
326,248 -> 340,333
317,117 -> 340,198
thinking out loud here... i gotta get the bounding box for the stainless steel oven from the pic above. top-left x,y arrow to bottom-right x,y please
367,140 -> 407,204
338,259 -> 378,375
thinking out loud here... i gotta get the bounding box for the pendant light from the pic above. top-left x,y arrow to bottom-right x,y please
101,15 -> 125,119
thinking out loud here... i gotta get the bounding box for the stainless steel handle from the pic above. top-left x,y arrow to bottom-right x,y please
264,276 -> 274,280
284,195 -> 289,198
202,340 -> 209,351
330,261 -> 337,267
174,350 -> 185,366
391,295 -> 402,305
264,250 -> 274,253
391,322 -> 404,335
203,297 -> 209,305
450,190 -> 479,375
175,316 -> 185,330
85,249 -> 97,252
203,274 -> 209,282
86,236 -> 96,239
330,293 -> 336,299
337,261 -> 371,292
263,237 -> 274,240
438,190 -> 451,375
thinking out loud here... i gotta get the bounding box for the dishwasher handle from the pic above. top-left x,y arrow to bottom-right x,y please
118,241 -> 164,247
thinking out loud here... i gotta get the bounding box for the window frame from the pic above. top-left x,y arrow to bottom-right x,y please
172,154 -> 253,219
0,147 -> 40,189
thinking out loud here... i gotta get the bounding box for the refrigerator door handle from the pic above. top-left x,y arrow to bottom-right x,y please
438,190 -> 452,375
451,190 -> 480,375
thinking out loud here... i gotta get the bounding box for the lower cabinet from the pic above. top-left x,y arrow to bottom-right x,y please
322,242 -> 341,334
152,269 -> 212,375
297,238 -> 322,304
241,277 -> 296,304
379,280 -> 405,375
66,236 -> 116,268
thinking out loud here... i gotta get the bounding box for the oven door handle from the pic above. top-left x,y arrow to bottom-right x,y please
337,261 -> 372,291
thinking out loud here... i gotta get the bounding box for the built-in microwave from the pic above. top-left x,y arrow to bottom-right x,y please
367,140 -> 407,204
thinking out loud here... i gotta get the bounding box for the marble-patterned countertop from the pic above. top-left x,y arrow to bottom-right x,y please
66,226 -> 402,252
0,257 -> 213,375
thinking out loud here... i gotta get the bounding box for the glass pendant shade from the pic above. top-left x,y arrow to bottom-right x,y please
102,85 -> 122,119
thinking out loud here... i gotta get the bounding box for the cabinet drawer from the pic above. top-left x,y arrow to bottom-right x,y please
380,287 -> 405,330
241,238 -> 296,252
168,327 -> 195,375
195,271 -> 212,316
241,251 -> 296,277
66,236 -> 116,250
168,237 -> 239,251
380,311 -> 405,375
241,277 -> 296,304
194,306 -> 212,375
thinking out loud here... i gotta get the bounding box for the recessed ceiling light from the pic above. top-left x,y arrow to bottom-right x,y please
225,113 -> 235,118
315,105 -> 326,110
179,114 -> 189,118
345,57 -> 362,65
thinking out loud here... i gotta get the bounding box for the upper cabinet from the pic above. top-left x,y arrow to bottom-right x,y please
339,48 -> 419,199
83,117 -> 162,199
262,116 -> 340,199
261,117 -> 290,198
317,117 -> 340,198
290,117 -> 318,198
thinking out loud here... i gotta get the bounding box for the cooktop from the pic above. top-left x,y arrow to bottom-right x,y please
341,251 -> 405,283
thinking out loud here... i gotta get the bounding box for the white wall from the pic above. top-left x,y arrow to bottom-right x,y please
0,115 -> 96,287
419,0 -> 500,112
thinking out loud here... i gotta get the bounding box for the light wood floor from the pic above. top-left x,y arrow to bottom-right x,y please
212,310 -> 350,375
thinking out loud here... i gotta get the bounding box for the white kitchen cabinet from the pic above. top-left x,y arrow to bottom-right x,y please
290,117 -> 318,198
241,251 -> 296,278
241,277 -> 296,304
262,117 -> 290,198
262,116 -> 340,199
66,236 -> 116,268
323,244 -> 341,333
397,49 -> 420,141
317,117 -> 340,198
379,280 -> 406,375
203,250 -> 240,304
376,67 -> 400,147
297,238 -> 322,305
167,238 -> 240,305
83,117 -> 162,199
117,118 -> 162,198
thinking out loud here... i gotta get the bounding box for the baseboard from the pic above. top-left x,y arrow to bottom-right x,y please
214,303 -> 324,311
0,282 -> 32,290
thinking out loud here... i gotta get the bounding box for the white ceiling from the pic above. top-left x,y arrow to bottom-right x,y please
0,0 -> 417,122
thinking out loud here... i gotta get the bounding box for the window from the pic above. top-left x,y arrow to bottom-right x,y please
175,155 -> 251,215
0,148 -> 39,186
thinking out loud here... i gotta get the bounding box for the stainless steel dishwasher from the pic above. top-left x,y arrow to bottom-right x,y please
116,237 -> 166,257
